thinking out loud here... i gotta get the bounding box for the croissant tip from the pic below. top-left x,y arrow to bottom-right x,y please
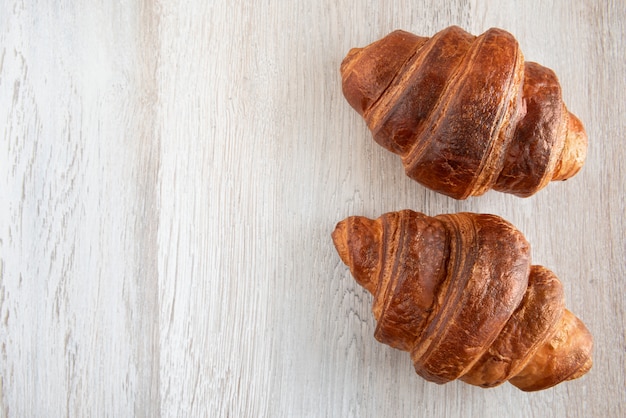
510,309 -> 593,391
553,113 -> 588,181
331,220 -> 350,266
340,47 -> 362,75
332,216 -> 383,295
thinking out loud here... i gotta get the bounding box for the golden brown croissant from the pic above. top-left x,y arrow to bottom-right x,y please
341,26 -> 587,199
331,210 -> 593,391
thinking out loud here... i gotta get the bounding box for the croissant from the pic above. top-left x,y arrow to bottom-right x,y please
341,26 -> 587,199
331,210 -> 593,391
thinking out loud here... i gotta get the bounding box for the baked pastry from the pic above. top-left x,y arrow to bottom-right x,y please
332,209 -> 593,390
341,27 -> 587,199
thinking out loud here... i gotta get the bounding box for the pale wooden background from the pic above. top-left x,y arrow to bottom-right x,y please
1,0 -> 624,417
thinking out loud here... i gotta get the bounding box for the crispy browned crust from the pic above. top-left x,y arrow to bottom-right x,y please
341,27 -> 587,199
332,210 -> 593,390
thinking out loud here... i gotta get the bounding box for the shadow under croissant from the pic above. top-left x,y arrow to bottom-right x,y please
331,210 -> 593,391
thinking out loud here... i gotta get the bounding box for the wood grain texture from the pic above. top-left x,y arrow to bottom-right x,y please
0,0 -> 624,417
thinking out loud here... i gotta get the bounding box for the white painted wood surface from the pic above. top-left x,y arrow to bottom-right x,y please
1,1 -> 624,416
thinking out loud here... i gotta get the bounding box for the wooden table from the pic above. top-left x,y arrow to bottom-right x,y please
1,1 -> 624,416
